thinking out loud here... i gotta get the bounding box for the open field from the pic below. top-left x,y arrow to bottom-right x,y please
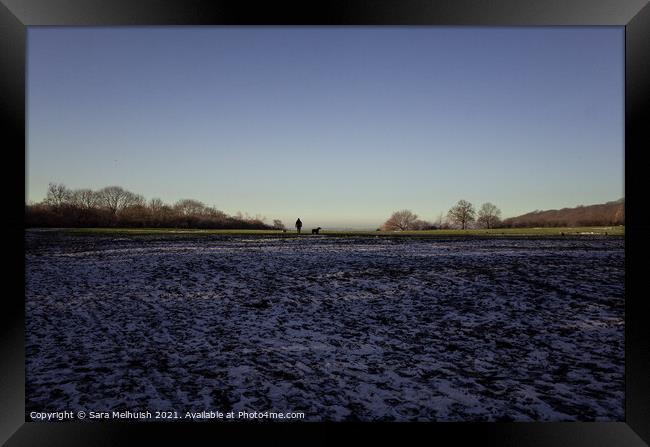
25,230 -> 624,421
61,226 -> 624,237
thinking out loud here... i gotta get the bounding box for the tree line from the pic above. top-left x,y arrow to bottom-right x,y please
26,183 -> 278,229
382,198 -> 624,231
381,200 -> 501,231
500,199 -> 624,228
27,184 -> 624,230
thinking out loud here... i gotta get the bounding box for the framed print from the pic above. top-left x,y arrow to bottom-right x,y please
1,0 -> 649,445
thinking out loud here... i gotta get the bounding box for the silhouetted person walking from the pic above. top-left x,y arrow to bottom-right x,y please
295,218 -> 303,234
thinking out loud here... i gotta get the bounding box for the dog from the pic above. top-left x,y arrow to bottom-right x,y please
311,227 -> 322,235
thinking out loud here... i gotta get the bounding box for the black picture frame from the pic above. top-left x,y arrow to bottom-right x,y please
1,0 -> 649,445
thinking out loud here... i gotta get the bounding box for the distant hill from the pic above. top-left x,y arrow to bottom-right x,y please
502,199 -> 624,228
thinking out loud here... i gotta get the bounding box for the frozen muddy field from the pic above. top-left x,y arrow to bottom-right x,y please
25,231 -> 624,421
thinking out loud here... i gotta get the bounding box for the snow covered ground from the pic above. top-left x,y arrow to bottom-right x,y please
25,231 -> 624,421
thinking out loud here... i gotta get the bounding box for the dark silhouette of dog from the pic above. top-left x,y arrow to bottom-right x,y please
311,227 -> 322,235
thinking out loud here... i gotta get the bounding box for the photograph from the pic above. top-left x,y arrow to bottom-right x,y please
24,26 -> 625,423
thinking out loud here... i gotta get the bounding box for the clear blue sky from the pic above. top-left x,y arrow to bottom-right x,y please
27,27 -> 623,229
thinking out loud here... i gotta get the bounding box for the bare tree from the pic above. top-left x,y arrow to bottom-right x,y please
447,200 -> 476,230
98,186 -> 118,213
148,198 -> 165,213
44,183 -> 71,209
174,199 -> 206,216
381,209 -> 419,231
204,206 -> 228,220
127,192 -> 146,208
98,186 -> 142,214
148,198 -> 176,225
70,189 -> 99,209
477,202 -> 502,229
272,219 -> 285,230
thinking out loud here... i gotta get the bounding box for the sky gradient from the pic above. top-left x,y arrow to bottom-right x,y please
27,27 -> 624,229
